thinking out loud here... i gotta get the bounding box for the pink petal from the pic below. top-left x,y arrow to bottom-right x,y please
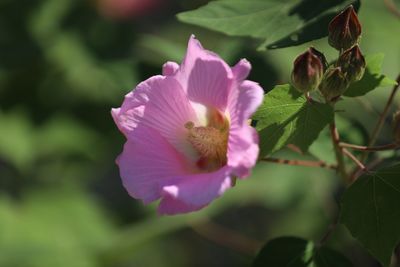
176,35 -> 234,111
112,75 -> 198,160
116,125 -> 189,204
232,59 -> 251,82
228,80 -> 264,126
158,166 -> 233,215
227,126 -> 260,178
162,61 -> 179,76
227,80 -> 264,178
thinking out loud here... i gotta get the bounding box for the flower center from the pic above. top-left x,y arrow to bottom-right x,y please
185,109 -> 229,172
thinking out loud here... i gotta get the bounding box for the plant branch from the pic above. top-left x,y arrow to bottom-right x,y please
384,0 -> 400,19
318,214 -> 339,246
339,142 -> 399,151
261,157 -> 337,170
350,157 -> 383,183
393,244 -> 400,267
330,121 -> 348,182
343,148 -> 367,171
287,144 -> 303,154
362,73 -> 400,161
351,74 -> 400,181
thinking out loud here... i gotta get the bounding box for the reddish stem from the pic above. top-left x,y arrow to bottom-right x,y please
261,157 -> 337,170
343,148 -> 367,171
362,74 -> 400,161
384,0 -> 400,19
339,142 -> 399,151
330,121 -> 348,181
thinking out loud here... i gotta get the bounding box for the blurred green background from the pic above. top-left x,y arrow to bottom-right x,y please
0,0 -> 399,266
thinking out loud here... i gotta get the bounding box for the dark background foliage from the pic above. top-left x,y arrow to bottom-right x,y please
0,0 -> 399,266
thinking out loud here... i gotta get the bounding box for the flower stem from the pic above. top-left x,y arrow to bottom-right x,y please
330,121 -> 348,182
261,157 -> 336,170
305,92 -> 313,103
339,142 -> 399,151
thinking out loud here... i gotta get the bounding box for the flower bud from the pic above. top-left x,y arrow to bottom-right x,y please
393,111 -> 400,144
337,45 -> 366,82
291,47 -> 326,93
309,47 -> 328,71
328,5 -> 362,51
318,67 -> 349,102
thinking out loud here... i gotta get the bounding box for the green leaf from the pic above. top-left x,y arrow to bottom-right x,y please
0,110 -> 35,170
340,163 -> 400,267
177,0 -> 360,50
252,237 -> 352,267
313,247 -> 353,267
253,84 -> 334,158
253,237 -> 314,267
344,54 -> 398,97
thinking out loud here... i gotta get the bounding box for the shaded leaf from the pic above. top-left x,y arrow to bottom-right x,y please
253,84 -> 334,158
253,237 -> 314,267
177,0 -> 360,50
344,54 -> 397,97
252,237 -> 352,267
0,110 -> 35,170
340,163 -> 400,267
313,246 -> 353,267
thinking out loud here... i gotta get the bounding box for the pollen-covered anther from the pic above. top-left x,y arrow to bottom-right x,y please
186,123 -> 228,170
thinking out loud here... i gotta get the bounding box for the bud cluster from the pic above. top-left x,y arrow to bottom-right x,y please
290,5 -> 366,103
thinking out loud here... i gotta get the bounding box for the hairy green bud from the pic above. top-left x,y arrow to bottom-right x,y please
318,67 -> 349,102
337,45 -> 366,83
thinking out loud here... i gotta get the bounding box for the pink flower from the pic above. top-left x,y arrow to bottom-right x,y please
112,35 -> 264,215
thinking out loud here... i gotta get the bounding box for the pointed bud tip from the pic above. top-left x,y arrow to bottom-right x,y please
328,5 -> 362,51
309,47 -> 328,71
